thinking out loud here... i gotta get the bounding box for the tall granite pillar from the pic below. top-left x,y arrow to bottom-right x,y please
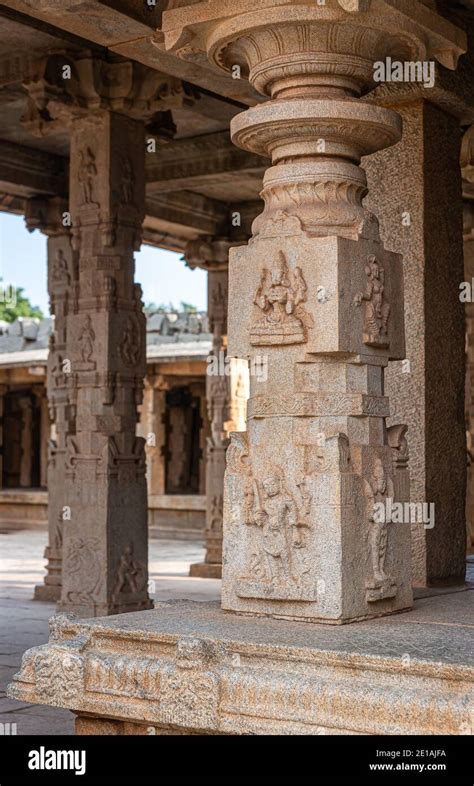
25,198 -> 75,602
364,101 -> 466,586
141,376 -> 168,499
464,202 -> 474,550
462,140 -> 474,551
58,111 -> 152,617
185,239 -> 230,578
161,0 -> 465,622
0,385 -> 7,488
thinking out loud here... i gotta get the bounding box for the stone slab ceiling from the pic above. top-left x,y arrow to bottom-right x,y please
0,1 -> 266,249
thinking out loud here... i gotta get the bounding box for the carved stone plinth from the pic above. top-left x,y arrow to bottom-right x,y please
161,0 -> 465,622
8,599 -> 474,735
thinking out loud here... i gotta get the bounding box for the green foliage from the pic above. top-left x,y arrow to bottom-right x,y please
180,301 -> 198,314
144,300 -> 198,315
0,284 -> 43,323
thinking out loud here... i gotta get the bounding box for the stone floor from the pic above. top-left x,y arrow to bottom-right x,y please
0,529 -> 220,735
1,530 -> 473,735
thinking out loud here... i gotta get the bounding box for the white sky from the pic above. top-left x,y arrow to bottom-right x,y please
0,212 -> 207,316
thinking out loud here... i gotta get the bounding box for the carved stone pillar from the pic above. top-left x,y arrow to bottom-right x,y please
142,375 -> 168,498
162,0 -> 465,622
463,180 -> 474,552
0,384 -> 7,487
186,238 -> 231,578
31,384 -> 50,489
26,198 -> 77,602
57,111 -> 152,617
18,397 -> 33,487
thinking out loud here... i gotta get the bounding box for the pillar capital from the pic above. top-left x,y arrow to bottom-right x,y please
21,50 -> 200,138
24,196 -> 69,237
164,1 -> 465,244
183,236 -> 232,272
161,1 -> 466,82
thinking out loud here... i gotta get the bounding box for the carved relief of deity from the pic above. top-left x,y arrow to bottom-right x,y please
111,542 -> 147,603
363,457 -> 397,602
51,248 -> 70,286
78,314 -> 95,364
250,251 -> 310,346
120,316 -> 140,367
121,156 -> 134,204
78,147 -> 98,206
354,255 -> 390,348
238,469 -> 315,601
64,536 -> 102,607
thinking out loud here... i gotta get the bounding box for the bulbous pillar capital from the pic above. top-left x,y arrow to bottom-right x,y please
162,0 -> 465,241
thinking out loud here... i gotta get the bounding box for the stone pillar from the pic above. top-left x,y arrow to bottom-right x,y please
463,171 -> 474,551
186,239 -> 230,578
142,375 -> 168,498
19,396 -> 33,487
0,384 -> 7,487
26,197 -> 77,602
364,101 -> 466,586
161,0 -> 465,622
32,385 -> 50,489
58,111 -> 152,617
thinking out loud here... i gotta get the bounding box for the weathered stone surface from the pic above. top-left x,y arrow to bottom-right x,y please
364,101 -> 466,586
57,110 -> 152,617
25,198 -> 76,603
7,595 -> 474,735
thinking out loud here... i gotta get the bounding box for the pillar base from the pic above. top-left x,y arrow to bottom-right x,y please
8,596 -> 473,736
189,562 -> 222,579
33,584 -> 61,603
56,598 -> 154,618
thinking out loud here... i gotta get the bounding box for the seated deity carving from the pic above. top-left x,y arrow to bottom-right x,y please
250,251 -> 310,345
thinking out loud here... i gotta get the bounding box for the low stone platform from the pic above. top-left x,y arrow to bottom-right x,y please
8,589 -> 474,736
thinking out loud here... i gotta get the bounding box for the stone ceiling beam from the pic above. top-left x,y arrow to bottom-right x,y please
0,140 -> 67,197
146,131 -> 267,192
0,1 -> 258,105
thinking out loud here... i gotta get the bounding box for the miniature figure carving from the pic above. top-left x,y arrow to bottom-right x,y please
250,251 -> 309,345
354,255 -> 390,348
78,315 -> 95,363
364,458 -> 397,602
112,543 -> 146,601
51,249 -> 70,285
78,147 -> 97,206
120,316 -> 140,366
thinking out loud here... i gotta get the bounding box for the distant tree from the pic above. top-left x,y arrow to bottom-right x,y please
144,301 -> 174,315
180,301 -> 198,314
144,301 -> 199,315
0,282 -> 43,323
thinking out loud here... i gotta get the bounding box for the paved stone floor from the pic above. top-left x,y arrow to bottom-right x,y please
0,530 -> 472,735
0,529 -> 220,735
